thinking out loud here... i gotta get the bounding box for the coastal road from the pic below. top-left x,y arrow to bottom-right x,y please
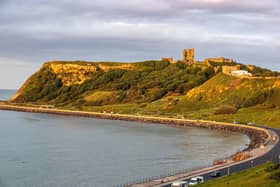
159,127 -> 280,187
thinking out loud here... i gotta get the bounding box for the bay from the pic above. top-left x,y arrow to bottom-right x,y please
0,90 -> 249,187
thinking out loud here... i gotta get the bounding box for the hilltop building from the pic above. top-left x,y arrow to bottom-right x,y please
160,48 -> 256,78
182,48 -> 195,64
204,57 -> 234,64
223,66 -> 253,77
222,65 -> 240,75
231,70 -> 252,77
161,48 -> 235,66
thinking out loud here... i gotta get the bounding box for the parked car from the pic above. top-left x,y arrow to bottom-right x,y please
247,122 -> 255,126
210,170 -> 221,177
171,181 -> 188,187
189,176 -> 204,186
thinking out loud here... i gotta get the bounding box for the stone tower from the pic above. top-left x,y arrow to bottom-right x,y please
182,48 -> 195,64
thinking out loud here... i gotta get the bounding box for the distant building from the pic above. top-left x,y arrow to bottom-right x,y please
204,57 -> 234,64
231,70 -> 252,77
182,48 -> 195,64
161,48 -> 235,66
222,65 -> 240,75
161,57 -> 176,64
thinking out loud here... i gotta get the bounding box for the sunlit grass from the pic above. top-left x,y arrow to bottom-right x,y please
200,162 -> 280,187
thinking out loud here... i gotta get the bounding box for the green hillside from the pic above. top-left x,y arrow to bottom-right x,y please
9,60 -> 280,127
11,60 -> 215,106
185,73 -> 280,108
200,162 -> 280,187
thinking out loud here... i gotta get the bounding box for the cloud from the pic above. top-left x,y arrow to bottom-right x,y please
0,0 -> 279,88
0,57 -> 40,89
167,0 -> 278,13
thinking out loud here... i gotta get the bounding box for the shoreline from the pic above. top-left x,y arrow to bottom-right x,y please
0,103 -> 271,149
0,102 -> 277,186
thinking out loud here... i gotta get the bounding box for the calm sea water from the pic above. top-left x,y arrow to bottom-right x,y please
0,90 -> 15,101
0,90 -> 250,187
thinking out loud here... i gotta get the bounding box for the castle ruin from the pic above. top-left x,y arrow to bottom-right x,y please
204,57 -> 234,64
222,65 -> 240,75
182,48 -> 195,64
161,48 -> 235,66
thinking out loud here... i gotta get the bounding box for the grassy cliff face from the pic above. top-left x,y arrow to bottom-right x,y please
9,60 -> 280,127
185,73 -> 280,108
11,60 -> 215,107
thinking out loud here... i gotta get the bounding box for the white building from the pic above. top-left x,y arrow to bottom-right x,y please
231,70 -> 252,77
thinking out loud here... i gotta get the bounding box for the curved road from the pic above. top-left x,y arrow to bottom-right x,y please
160,126 -> 280,187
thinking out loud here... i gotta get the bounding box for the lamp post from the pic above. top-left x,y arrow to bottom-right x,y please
273,155 -> 280,168
227,166 -> 231,176
260,144 -> 265,154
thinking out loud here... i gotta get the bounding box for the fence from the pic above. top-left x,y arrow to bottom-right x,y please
111,165 -> 212,187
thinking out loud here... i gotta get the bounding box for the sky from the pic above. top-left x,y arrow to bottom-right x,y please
0,0 -> 279,89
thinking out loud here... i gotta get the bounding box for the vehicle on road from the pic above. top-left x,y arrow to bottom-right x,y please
210,170 -> 221,177
247,122 -> 255,126
189,176 -> 204,186
171,180 -> 188,187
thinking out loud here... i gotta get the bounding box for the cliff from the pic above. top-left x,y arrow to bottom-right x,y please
10,60 -> 214,104
185,73 -> 280,108
10,60 -> 280,114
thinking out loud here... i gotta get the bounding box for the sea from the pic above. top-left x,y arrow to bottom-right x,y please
0,89 -> 250,187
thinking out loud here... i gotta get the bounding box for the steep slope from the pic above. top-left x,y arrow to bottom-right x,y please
185,73 -> 280,108
10,60 -> 215,107
10,59 -> 280,112
7,60 -> 280,128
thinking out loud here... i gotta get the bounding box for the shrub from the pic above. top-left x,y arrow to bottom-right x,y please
270,171 -> 280,181
243,89 -> 274,107
214,105 -> 238,115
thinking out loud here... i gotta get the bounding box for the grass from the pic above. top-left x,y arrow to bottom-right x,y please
84,91 -> 115,102
184,73 -> 280,108
82,103 -> 143,114
165,106 -> 280,128
78,96 -> 280,128
202,107 -> 280,128
200,162 -> 280,187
